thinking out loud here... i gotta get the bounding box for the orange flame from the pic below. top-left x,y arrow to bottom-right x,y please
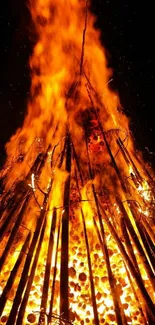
0,1 -> 155,325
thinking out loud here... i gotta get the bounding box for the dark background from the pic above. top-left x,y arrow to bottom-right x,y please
0,0 -> 155,167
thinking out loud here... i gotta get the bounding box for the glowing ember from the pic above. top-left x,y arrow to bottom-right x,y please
0,0 -> 155,325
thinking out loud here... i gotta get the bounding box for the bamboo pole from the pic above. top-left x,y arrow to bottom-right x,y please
118,199 -> 155,291
120,217 -> 153,323
120,217 -> 141,274
48,214 -> 61,323
15,218 -> 47,325
60,134 -> 71,321
0,195 -> 30,272
0,201 -> 20,242
75,171 -> 99,325
83,136 -> 125,325
98,203 -> 155,322
136,222 -> 155,272
81,208 -> 100,325
116,138 -> 130,166
141,217 -> 155,246
38,209 -> 57,325
141,221 -> 155,258
6,180 -> 52,325
0,232 -> 30,317
86,85 -> 129,194
80,0 -> 88,75
26,145 -> 51,180
132,149 -> 155,185
127,202 -> 155,289
0,191 -> 15,215
117,137 -> 142,183
123,263 -> 149,325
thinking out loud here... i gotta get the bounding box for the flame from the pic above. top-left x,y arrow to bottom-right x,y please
0,0 -> 155,325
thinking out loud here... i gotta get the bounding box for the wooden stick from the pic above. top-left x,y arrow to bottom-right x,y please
123,262 -> 149,325
84,136 -> 125,325
118,199 -> 155,290
75,171 -> 99,325
0,195 -> 30,272
99,204 -> 155,322
6,179 -> 52,325
128,202 -> 155,289
80,0 -> 88,75
117,137 -> 142,182
116,138 -> 130,166
132,149 -> 155,185
86,85 -> 128,194
120,217 -> 141,274
0,232 -> 30,317
38,209 -> 57,325
48,213 -> 61,322
60,134 -> 71,321
15,218 -> 47,325
141,217 -> 155,246
0,201 -> 20,242
141,220 -> 155,257
137,222 -> 155,273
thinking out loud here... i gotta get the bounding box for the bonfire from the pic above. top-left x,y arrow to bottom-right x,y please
0,0 -> 155,324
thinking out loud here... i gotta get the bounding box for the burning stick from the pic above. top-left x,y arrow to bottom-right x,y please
0,200 -> 23,242
15,217 -> 47,325
120,200 -> 155,291
0,232 -> 31,317
140,221 -> 155,259
0,195 -> 30,272
1,0 -> 155,323
99,203 -> 155,322
38,209 -> 57,325
60,134 -> 71,321
134,217 -> 155,273
86,84 -> 129,194
75,170 -> 99,325
123,261 -> 149,325
80,0 -> 88,75
5,170 -> 54,325
117,137 -> 142,183
83,135 -> 125,325
132,149 -> 155,186
48,213 -> 61,322
120,217 -> 140,275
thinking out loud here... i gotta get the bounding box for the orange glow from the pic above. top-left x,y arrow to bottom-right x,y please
0,0 -> 155,325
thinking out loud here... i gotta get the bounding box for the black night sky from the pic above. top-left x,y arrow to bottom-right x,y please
0,0 -> 155,167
